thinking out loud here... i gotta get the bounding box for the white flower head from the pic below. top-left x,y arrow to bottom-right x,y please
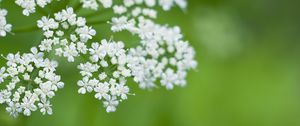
77,39 -> 132,112
125,18 -> 197,89
0,48 -> 64,117
37,7 -> 96,62
0,0 -> 197,116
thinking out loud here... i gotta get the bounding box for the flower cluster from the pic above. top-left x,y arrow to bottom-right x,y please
15,0 -> 56,16
77,39 -> 132,112
81,0 -> 186,11
37,7 -> 96,62
0,9 -> 12,37
124,18 -> 197,89
106,1 -> 197,90
0,0 -> 197,117
0,47 -> 64,117
11,0 -> 188,35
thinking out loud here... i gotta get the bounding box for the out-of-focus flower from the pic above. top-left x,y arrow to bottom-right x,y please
0,9 -> 12,37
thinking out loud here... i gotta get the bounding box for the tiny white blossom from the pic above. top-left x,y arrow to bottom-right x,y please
15,0 -> 55,16
63,43 -> 79,62
110,16 -> 135,32
37,16 -> 59,31
94,82 -> 109,100
0,9 -> 12,37
80,0 -> 113,9
38,98 -> 53,115
77,77 -> 94,94
103,96 -> 119,113
77,39 -> 132,112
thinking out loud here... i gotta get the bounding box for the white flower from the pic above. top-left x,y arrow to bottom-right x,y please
38,98 -> 53,115
103,96 -> 119,113
76,26 -> 96,42
39,39 -> 53,52
145,0 -> 156,7
76,17 -> 86,27
23,73 -> 30,80
158,0 -> 187,10
80,0 -> 112,10
37,7 -> 96,62
81,0 -> 98,10
160,68 -> 177,90
110,16 -> 135,32
38,81 -> 56,98
113,5 -> 127,14
0,51 -> 64,117
15,0 -> 55,16
94,82 -> 110,100
0,90 -> 12,104
15,0 -> 36,16
98,72 -> 107,80
77,39 -> 132,112
6,102 -> 22,117
0,67 -> 7,83
63,43 -> 79,62
37,16 -> 59,31
124,18 -> 197,90
21,94 -> 38,116
77,42 -> 88,54
0,9 -> 12,37
89,42 -> 107,62
78,62 -> 100,77
115,83 -> 129,100
77,77 -> 94,94
99,0 -> 113,8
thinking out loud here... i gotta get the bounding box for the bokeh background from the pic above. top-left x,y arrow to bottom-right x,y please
1,0 -> 300,126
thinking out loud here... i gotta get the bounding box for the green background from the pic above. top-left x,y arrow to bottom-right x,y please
1,0 -> 300,126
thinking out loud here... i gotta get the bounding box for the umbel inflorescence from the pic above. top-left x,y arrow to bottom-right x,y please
0,0 -> 197,117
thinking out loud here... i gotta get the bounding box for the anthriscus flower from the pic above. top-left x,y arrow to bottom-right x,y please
37,7 -> 96,62
15,0 -> 56,16
77,39 -> 132,112
125,18 -> 197,89
0,47 -> 64,117
0,0 -> 197,117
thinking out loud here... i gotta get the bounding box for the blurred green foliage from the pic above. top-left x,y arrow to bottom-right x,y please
0,0 -> 300,126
